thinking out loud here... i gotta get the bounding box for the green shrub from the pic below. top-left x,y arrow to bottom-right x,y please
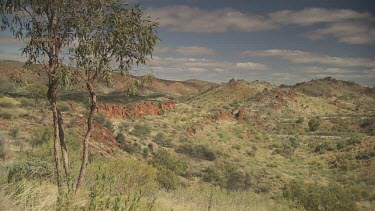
274,140 -> 296,158
116,133 -> 126,144
203,166 -> 221,184
177,143 -> 217,161
30,126 -> 53,148
95,112 -> 106,125
123,142 -> 141,154
118,121 -> 130,132
226,169 -> 247,190
360,118 -> 375,136
103,120 -> 114,132
283,181 -> 357,211
314,141 -> 336,154
308,117 -> 321,131
0,101 -> 14,108
0,111 -> 13,120
154,132 -> 174,147
151,149 -> 188,175
156,168 -> 181,190
130,124 -> 151,138
7,157 -> 54,182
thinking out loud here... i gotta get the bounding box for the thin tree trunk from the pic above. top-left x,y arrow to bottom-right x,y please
57,108 -> 70,185
76,81 -> 96,193
48,82 -> 62,188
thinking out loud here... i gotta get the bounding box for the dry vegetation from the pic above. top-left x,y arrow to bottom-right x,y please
0,61 -> 374,210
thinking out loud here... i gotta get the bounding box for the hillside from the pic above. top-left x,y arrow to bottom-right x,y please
0,60 -> 218,99
0,61 -> 374,211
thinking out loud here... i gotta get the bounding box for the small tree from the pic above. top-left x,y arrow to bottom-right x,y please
0,0 -> 88,188
72,2 -> 158,192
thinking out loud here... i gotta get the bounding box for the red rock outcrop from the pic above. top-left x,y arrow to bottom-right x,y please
96,104 -> 129,119
219,109 -> 228,120
72,101 -> 176,120
216,107 -> 248,121
132,102 -> 161,117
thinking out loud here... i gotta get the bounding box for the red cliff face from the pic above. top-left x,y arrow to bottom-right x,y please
93,101 -> 176,119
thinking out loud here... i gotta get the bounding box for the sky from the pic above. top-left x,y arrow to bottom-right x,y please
1,0 -> 375,86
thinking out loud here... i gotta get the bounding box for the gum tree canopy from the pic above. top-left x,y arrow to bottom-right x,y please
0,0 -> 158,192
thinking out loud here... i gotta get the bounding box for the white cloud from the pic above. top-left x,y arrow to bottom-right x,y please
143,56 -> 269,74
241,49 -> 375,68
155,45 -> 217,56
300,66 -> 353,74
269,8 -> 372,25
235,62 -> 269,70
145,5 -> 275,33
307,22 -> 375,45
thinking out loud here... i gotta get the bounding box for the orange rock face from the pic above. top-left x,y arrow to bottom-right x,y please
92,101 -> 176,119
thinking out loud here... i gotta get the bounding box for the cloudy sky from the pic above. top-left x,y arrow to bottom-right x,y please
1,0 -> 375,86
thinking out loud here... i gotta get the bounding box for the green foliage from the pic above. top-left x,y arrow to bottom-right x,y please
122,142 -> 142,154
308,117 -> 321,132
273,139 -> 298,158
177,143 -> 217,161
226,169 -> 247,191
314,141 -> 337,154
7,157 -> 54,183
154,132 -> 174,148
0,111 -> 13,120
130,124 -> 152,138
116,133 -> 126,144
25,84 -> 47,105
83,158 -> 157,210
95,112 -> 106,125
30,126 -> 53,148
296,117 -> 304,124
283,181 -> 357,211
151,149 -> 188,176
103,119 -> 114,132
86,158 -> 158,195
203,166 -> 221,184
0,101 -> 14,108
360,118 -> 375,136
156,168 -> 181,191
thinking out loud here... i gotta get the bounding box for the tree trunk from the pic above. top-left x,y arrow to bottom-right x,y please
48,83 -> 62,188
75,81 -> 96,193
57,108 -> 70,186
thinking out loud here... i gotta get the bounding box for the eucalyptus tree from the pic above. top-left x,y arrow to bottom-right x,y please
72,2 -> 158,192
0,0 -> 86,188
0,0 -> 82,187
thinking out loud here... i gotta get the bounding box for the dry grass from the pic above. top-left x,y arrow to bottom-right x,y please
154,184 -> 303,211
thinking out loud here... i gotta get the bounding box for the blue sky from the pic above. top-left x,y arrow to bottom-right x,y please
1,0 -> 374,86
